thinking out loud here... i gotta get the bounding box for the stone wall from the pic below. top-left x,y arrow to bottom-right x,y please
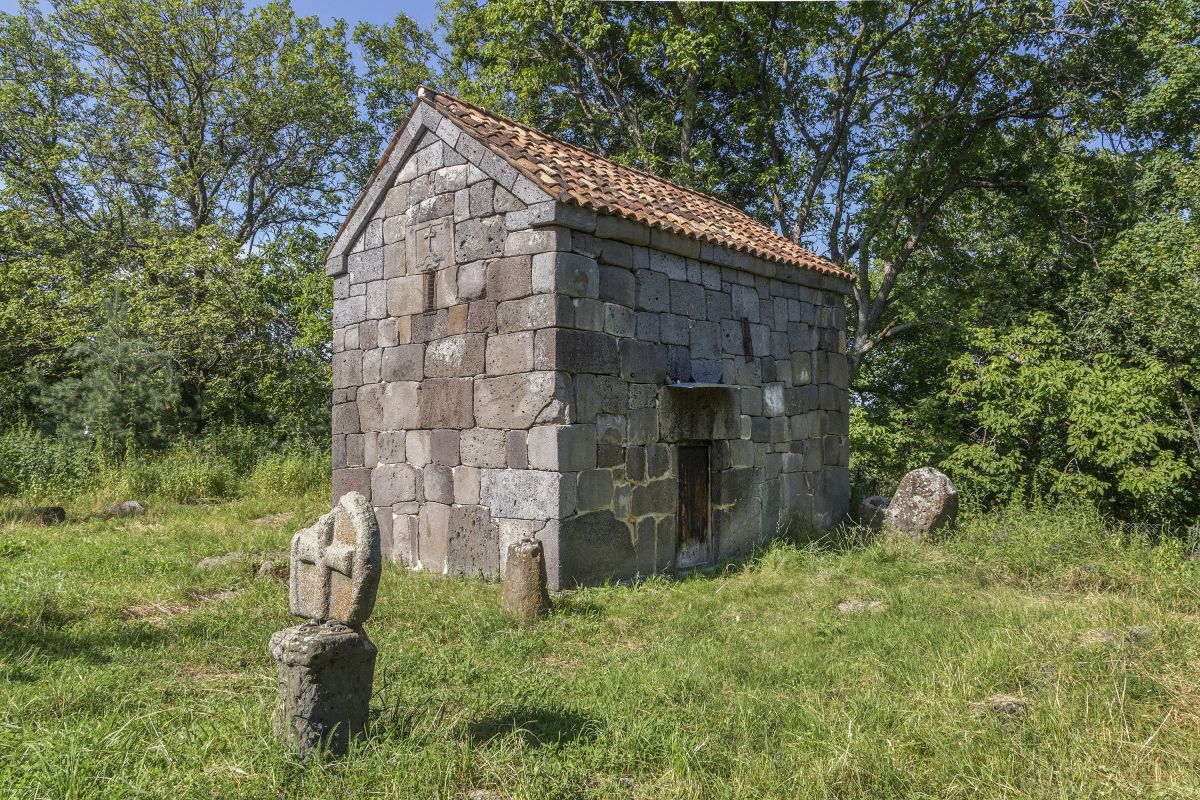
537,217 -> 851,587
330,106 -> 851,589
331,124 -> 573,578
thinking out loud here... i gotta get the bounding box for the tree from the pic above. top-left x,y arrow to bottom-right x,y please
0,0 -> 429,439
33,290 -> 179,459
442,0 -> 1074,375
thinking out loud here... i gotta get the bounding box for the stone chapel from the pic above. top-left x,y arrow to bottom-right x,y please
326,87 -> 853,589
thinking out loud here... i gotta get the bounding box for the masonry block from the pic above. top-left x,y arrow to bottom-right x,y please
486,331 -> 534,376
534,328 -> 618,374
480,469 -> 575,520
424,334 -> 485,377
527,424 -> 597,471
474,372 -> 567,429
419,378 -> 475,429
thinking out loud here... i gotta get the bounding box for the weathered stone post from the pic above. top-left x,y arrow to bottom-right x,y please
269,491 -> 381,757
501,537 -> 551,625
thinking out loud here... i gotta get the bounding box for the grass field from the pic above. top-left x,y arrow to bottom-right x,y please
2,491 -> 1200,799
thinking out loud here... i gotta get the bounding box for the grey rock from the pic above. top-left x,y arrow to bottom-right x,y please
257,559 -> 290,581
883,467 -> 958,540
197,551 -> 245,570
107,500 -> 146,517
1126,625 -> 1153,643
501,538 -> 551,626
269,622 -> 377,758
970,694 -> 1026,722
29,506 -> 66,525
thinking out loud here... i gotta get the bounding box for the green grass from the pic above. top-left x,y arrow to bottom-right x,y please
2,496 -> 1200,799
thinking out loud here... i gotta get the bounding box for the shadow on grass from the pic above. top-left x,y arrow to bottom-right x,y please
468,705 -> 600,748
0,599 -> 168,676
554,595 -> 606,617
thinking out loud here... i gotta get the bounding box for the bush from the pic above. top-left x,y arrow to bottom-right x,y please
193,424 -> 280,476
245,450 -> 330,498
119,448 -> 237,504
946,505 -> 1193,590
0,426 -> 106,499
0,423 -> 330,504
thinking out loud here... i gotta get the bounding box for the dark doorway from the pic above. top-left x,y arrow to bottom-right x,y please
676,444 -> 712,569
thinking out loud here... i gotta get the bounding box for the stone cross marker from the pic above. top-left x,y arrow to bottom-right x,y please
289,494 -> 380,626
270,491 -> 381,757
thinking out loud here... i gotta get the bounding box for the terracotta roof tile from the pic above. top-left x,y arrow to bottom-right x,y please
420,89 -> 850,281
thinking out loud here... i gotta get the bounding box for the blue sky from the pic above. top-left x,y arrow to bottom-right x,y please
0,0 -> 443,30
275,0 -> 440,29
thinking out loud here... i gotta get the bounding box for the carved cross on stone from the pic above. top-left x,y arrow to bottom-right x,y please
288,491 -> 381,627
421,220 -> 446,271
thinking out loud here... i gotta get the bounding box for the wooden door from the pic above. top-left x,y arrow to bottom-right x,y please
676,445 -> 712,569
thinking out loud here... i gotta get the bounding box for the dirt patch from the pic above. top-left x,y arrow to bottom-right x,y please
971,694 -> 1027,722
1076,626 -> 1152,648
1077,628 -> 1116,647
837,598 -> 888,614
125,587 -> 240,625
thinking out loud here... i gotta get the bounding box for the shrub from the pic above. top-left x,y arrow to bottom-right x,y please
0,426 -> 106,499
946,504 -> 1194,590
245,450 -> 329,498
118,449 -> 236,504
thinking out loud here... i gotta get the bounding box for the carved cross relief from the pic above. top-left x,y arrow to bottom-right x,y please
289,492 -> 381,628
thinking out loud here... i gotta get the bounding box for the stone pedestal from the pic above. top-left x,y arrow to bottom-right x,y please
269,622 -> 377,757
500,538 -> 551,625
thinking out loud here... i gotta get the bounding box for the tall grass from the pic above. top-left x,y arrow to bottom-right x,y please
4,500 -> 1200,797
0,425 -> 329,505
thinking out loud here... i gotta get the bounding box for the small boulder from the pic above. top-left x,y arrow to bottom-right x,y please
1126,624 -> 1153,643
29,506 -> 66,525
857,496 -> 890,531
883,467 -> 958,540
971,694 -> 1027,722
107,500 -> 146,517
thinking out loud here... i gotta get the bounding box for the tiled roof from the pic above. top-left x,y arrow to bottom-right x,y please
420,88 -> 851,281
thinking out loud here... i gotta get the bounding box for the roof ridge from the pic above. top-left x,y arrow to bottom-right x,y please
325,86 -> 853,282
421,87 -> 850,280
420,87 -> 752,219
